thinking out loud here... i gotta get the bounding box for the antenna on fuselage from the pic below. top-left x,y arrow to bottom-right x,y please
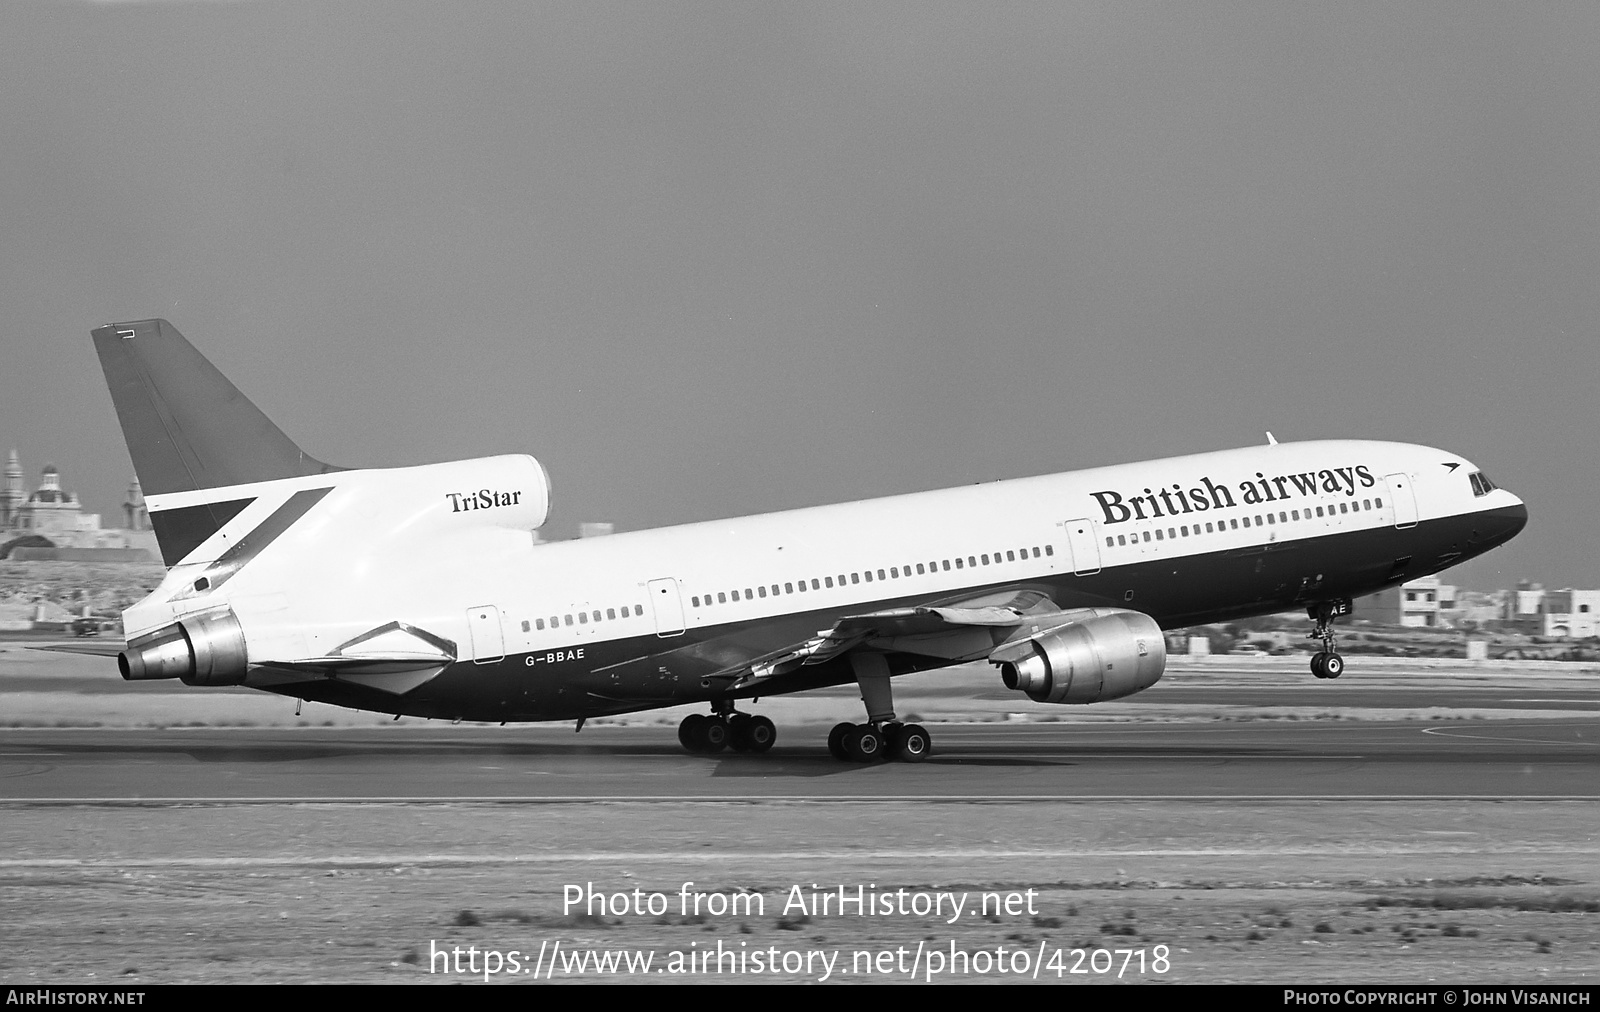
1265,432 -> 1278,446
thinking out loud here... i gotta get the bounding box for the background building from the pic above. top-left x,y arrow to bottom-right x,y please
0,451 -> 158,561
1536,588 -> 1600,639
1354,576 -> 1449,627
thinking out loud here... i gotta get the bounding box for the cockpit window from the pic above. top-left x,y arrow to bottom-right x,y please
1468,471 -> 1498,497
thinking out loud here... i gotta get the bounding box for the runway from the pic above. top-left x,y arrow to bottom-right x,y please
3,663 -> 1597,984
1,718 -> 1597,803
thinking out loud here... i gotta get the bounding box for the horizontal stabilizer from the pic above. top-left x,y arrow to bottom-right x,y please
30,641 -> 128,657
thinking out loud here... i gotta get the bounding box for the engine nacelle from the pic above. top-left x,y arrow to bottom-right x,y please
120,608 -> 249,686
992,609 -> 1166,704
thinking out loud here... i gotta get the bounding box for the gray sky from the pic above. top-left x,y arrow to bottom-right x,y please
2,2 -> 1595,591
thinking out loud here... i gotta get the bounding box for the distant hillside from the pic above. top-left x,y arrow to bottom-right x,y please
0,560 -> 167,614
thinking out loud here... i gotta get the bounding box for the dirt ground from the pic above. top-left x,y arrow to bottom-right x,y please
2,800 -> 1595,985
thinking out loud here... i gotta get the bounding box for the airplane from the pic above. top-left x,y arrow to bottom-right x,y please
93,319 -> 1527,762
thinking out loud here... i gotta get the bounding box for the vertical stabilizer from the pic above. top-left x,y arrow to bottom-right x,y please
92,319 -> 343,565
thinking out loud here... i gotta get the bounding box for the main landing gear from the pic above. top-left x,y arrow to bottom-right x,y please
828,720 -> 932,763
826,652 -> 932,763
1307,599 -> 1351,680
677,711 -> 776,754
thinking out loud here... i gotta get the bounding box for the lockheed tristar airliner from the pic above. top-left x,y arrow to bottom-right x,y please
94,320 -> 1527,762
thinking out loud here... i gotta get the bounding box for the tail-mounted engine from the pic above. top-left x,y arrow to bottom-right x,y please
989,609 -> 1166,704
120,609 -> 249,686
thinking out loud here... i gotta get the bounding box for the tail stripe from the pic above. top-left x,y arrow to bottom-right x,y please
148,498 -> 257,567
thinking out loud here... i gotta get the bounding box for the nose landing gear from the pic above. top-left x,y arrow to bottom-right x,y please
1307,599 -> 1352,679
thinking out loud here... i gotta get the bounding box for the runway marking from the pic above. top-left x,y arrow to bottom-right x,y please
1,794 -> 1597,806
1420,725 -> 1599,747
5,844 -> 1598,870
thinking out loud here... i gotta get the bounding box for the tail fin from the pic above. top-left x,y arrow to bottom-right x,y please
92,319 -> 342,565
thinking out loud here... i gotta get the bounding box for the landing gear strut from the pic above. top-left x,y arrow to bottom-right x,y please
678,710 -> 776,754
1307,599 -> 1351,679
826,654 -> 933,763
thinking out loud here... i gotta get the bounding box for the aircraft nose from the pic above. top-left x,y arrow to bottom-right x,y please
1504,500 -> 1528,538
1484,499 -> 1528,547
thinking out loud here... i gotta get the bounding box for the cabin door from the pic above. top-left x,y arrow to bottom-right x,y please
647,578 -> 686,637
1384,473 -> 1419,529
1063,518 -> 1103,576
467,605 -> 505,664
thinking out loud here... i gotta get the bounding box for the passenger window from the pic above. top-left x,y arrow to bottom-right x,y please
942,560 -> 951,571
955,558 -> 964,569
1117,535 -> 1126,545
691,598 -> 699,608
1243,517 -> 1251,528
1142,532 -> 1151,543
890,567 -> 899,578
758,586 -> 767,598
1105,538 -> 1113,548
1032,547 -> 1041,558
564,615 -> 573,626
1230,519 -> 1238,530
1267,514 -> 1275,525
811,579 -> 820,590
718,592 -> 727,604
864,571 -> 873,583
1006,551 -> 1016,562
593,611 -> 601,623
825,577 -> 834,588
1339,503 -> 1348,514
1374,497 -> 1383,508
634,605 -> 643,616
579,612 -> 588,625
785,582 -> 793,594
1155,529 -> 1163,541
1044,546 -> 1054,557
1362,500 -> 1370,510
850,573 -> 859,584
771,584 -> 779,596
916,564 -> 925,575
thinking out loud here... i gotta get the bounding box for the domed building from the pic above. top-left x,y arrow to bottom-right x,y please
12,464 -> 87,537
0,451 -> 158,560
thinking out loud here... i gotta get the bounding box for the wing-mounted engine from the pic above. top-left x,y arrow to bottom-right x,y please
988,608 -> 1166,704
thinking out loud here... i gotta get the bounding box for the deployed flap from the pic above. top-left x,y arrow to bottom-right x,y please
716,594 -> 1066,690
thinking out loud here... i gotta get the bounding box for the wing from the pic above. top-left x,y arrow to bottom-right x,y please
695,587 -> 1088,697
